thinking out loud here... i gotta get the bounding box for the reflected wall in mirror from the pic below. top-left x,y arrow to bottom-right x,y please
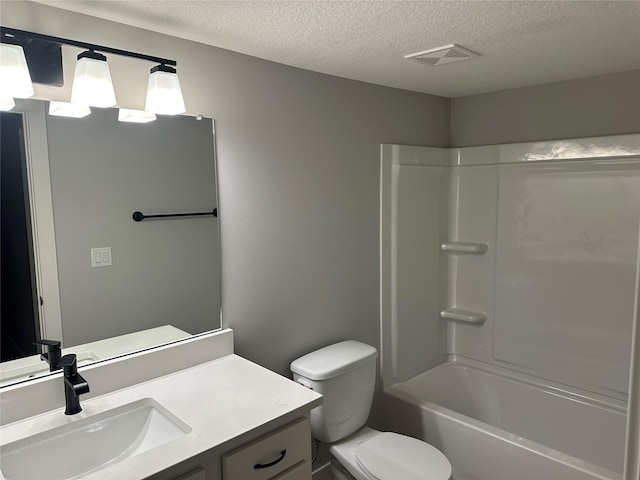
1,99 -> 221,387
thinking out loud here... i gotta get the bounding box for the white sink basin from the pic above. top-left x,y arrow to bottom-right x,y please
0,398 -> 191,480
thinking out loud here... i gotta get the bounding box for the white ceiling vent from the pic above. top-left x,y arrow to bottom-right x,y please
404,44 -> 478,67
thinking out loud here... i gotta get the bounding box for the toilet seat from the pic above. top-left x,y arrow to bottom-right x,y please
354,432 -> 451,480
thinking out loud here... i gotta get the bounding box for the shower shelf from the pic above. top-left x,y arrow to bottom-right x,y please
440,308 -> 486,325
441,242 -> 488,254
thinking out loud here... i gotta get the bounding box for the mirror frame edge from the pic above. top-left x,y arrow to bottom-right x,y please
15,98 -> 64,342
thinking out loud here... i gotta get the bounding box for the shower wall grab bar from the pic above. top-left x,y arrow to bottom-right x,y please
441,242 -> 488,254
132,209 -> 217,222
440,308 -> 486,325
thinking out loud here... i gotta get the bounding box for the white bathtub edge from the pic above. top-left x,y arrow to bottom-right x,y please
385,384 -> 621,480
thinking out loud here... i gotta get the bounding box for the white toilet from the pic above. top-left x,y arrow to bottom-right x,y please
290,340 -> 451,480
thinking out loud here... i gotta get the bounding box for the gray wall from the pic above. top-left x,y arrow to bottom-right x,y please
451,69 -> 640,147
45,107 -> 220,346
3,2 -> 449,375
9,2 -> 635,378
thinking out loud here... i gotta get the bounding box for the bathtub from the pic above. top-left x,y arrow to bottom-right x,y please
383,357 -> 627,480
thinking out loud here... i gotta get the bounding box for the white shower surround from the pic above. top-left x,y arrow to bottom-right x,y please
379,134 -> 640,479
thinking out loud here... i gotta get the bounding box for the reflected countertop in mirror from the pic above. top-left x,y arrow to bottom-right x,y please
0,326 -> 191,387
1,99 -> 221,387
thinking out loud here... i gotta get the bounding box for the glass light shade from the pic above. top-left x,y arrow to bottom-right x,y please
145,66 -> 186,115
48,101 -> 91,118
70,52 -> 117,108
0,43 -> 35,99
0,95 -> 16,111
118,108 -> 156,123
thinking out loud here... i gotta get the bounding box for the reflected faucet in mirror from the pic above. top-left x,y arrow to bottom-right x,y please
34,339 -> 62,372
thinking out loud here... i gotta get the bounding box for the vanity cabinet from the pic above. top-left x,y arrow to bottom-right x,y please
173,469 -> 206,480
156,416 -> 312,480
223,417 -> 311,479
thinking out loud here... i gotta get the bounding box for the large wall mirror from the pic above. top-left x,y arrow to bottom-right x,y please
1,99 -> 221,387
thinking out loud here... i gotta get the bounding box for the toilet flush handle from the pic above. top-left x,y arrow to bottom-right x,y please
296,378 -> 313,390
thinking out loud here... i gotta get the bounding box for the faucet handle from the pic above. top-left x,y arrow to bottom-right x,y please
34,339 -> 61,350
59,354 -> 78,376
34,339 -> 63,371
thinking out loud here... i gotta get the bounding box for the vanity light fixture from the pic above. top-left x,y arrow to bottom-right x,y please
0,41 -> 35,104
145,65 -> 186,115
70,51 -> 116,108
49,101 -> 91,118
118,108 -> 156,123
0,26 -> 185,115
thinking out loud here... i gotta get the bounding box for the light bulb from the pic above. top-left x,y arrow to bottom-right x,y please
70,51 -> 116,108
118,108 -> 156,123
48,101 -> 91,118
0,42 -> 34,99
145,65 -> 186,115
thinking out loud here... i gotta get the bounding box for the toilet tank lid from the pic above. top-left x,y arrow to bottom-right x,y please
290,340 -> 377,380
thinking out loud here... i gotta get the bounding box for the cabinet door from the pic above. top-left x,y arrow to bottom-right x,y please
271,462 -> 311,480
222,417 -> 310,480
172,467 -> 206,480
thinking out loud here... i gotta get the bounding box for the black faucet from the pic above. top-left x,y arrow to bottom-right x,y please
58,354 -> 90,415
34,339 -> 62,372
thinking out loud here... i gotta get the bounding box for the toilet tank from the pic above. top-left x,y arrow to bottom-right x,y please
290,340 -> 377,443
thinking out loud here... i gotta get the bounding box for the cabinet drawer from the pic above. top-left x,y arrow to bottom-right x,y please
223,417 -> 310,480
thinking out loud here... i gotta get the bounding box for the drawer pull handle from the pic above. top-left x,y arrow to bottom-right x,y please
253,450 -> 287,469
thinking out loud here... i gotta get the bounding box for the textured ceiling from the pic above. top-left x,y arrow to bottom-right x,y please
31,0 -> 640,98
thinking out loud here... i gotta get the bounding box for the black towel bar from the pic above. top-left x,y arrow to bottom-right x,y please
132,208 -> 217,222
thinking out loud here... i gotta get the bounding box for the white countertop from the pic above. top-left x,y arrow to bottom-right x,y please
0,354 -> 322,479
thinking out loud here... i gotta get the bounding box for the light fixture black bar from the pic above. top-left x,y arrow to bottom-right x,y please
132,209 -> 218,222
1,26 -> 177,66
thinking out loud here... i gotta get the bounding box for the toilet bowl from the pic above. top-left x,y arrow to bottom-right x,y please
290,341 -> 451,480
